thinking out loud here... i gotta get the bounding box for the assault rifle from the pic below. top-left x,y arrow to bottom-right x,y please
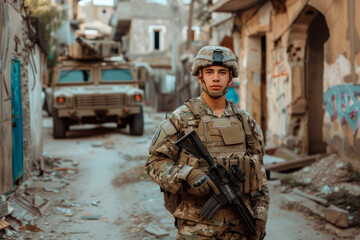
175,129 -> 256,235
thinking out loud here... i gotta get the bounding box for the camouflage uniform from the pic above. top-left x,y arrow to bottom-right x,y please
145,94 -> 270,240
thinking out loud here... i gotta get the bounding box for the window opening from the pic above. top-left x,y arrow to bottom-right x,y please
154,30 -> 160,50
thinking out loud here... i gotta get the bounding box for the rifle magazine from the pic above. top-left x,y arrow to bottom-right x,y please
199,194 -> 227,219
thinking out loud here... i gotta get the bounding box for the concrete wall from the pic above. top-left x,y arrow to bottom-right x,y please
0,0 -> 46,193
27,45 -> 45,164
130,19 -> 173,54
114,0 -> 207,56
218,0 -> 360,162
0,0 -> 24,193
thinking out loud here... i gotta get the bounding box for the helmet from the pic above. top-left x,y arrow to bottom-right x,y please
191,46 -> 238,78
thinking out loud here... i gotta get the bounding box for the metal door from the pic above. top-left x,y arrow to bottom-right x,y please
11,58 -> 24,184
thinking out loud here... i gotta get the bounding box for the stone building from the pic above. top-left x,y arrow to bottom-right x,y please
54,0 -> 114,55
77,0 -> 114,39
54,0 -> 80,53
209,0 -> 360,163
110,0 -> 209,110
0,0 -> 47,194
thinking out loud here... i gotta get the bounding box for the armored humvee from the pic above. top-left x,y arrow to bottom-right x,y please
51,37 -> 146,138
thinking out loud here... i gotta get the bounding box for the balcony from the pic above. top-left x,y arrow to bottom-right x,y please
209,0 -> 263,12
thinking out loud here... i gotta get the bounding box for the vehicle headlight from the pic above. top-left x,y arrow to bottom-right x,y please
56,96 -> 67,106
133,94 -> 142,102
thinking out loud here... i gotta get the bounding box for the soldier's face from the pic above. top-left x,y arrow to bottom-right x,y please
197,66 -> 232,93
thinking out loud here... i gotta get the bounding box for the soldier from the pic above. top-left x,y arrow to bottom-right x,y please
145,46 -> 269,240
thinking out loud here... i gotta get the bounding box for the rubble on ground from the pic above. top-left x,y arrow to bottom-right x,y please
0,152 -> 80,239
273,152 -> 360,239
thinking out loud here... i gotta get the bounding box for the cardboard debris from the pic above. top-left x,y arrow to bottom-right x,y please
144,224 -> 170,238
0,219 -> 10,230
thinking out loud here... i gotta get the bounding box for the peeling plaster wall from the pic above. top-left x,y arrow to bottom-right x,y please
318,0 -> 360,161
0,0 -> 46,193
0,0 -> 24,193
267,40 -> 292,147
228,0 -> 360,161
323,84 -> 360,160
210,14 -> 233,46
27,46 -> 44,164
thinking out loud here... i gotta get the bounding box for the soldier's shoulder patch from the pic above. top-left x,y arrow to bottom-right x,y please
172,105 -> 196,125
151,128 -> 161,146
149,119 -> 178,153
161,118 -> 177,136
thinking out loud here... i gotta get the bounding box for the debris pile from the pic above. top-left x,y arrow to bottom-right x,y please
0,152 -> 80,239
291,154 -> 358,187
277,153 -> 360,237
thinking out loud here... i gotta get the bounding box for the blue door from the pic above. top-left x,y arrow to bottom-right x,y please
11,58 -> 24,185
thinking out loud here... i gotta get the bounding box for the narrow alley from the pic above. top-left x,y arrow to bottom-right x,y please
2,107 -> 344,240
1,0 -> 360,239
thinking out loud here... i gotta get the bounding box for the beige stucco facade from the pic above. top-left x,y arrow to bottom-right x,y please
211,0 -> 360,163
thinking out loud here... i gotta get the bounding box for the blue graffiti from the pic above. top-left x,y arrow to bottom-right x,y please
323,84 -> 360,135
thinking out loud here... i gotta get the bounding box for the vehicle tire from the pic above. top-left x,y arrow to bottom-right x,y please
129,107 -> 144,136
53,117 -> 67,139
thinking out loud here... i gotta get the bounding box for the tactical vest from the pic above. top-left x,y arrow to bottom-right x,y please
178,98 -> 263,194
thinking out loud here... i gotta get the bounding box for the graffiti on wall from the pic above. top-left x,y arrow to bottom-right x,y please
323,84 -> 360,135
268,46 -> 290,140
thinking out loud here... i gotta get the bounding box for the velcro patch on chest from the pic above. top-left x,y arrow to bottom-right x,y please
212,118 -> 232,128
219,125 -> 245,145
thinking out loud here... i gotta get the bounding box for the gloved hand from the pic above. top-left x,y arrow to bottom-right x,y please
249,219 -> 266,240
186,169 -> 217,197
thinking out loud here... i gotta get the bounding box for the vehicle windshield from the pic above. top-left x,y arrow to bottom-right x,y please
101,69 -> 133,82
59,70 -> 91,83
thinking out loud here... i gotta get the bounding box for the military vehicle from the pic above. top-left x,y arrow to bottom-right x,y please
51,37 -> 147,138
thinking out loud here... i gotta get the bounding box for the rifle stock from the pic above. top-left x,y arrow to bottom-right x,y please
175,129 -> 256,235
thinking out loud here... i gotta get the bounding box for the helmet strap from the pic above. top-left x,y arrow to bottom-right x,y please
199,70 -> 229,99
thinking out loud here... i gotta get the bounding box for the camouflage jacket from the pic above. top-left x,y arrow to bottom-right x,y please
145,95 -> 269,227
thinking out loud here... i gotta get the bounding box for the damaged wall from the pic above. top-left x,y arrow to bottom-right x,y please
225,0 -> 360,161
0,0 -> 45,194
27,46 -> 46,166
0,0 -> 12,194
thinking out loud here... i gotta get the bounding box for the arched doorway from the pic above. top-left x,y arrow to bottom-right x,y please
287,5 -> 329,154
306,9 -> 329,154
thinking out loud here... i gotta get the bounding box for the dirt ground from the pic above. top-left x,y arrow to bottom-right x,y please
3,107 -> 344,240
